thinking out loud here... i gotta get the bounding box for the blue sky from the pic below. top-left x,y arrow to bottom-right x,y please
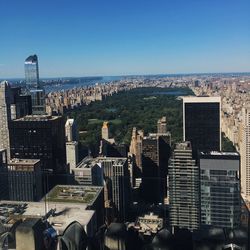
0,0 -> 249,78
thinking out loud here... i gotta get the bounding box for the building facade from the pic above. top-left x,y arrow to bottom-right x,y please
169,141 -> 200,231
241,106 -> 250,197
199,152 -> 241,229
141,134 -> 171,204
24,55 -> 45,115
0,81 -> 13,160
8,159 -> 43,201
0,149 -> 8,199
9,115 -> 66,176
99,157 -> 131,221
183,96 -> 221,154
65,118 -> 78,142
66,141 -> 79,172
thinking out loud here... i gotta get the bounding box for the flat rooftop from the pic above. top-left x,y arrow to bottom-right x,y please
45,185 -> 103,205
0,201 -> 94,233
200,151 -> 239,156
9,158 -> 40,165
14,115 -> 60,122
74,156 -> 127,169
182,96 -> 221,103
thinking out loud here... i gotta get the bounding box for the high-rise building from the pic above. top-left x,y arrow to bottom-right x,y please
199,151 -> 241,229
157,116 -> 167,134
183,96 -> 221,154
65,118 -> 78,142
241,105 -> 250,196
99,157 -> 131,221
129,127 -> 144,169
102,121 -> 110,140
8,158 -> 43,201
169,141 -> 200,231
0,149 -> 8,199
0,81 -> 13,160
24,55 -> 45,115
141,133 -> 171,203
71,156 -> 104,186
9,115 -> 66,176
10,87 -> 32,119
66,141 -> 79,172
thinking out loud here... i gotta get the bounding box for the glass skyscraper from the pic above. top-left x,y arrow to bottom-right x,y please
199,151 -> 241,229
24,55 -> 45,115
183,96 -> 221,155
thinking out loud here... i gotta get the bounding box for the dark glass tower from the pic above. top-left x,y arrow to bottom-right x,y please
24,55 -> 45,115
9,115 -> 66,176
183,96 -> 221,154
199,151 -> 241,229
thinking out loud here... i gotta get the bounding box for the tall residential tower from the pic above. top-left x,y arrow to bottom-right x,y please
241,105 -> 250,197
169,141 -> 200,231
0,81 -> 13,160
24,55 -> 45,115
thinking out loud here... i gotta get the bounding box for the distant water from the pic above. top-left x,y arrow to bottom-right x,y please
45,76 -> 125,93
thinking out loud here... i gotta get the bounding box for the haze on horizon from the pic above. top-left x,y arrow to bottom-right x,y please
0,0 -> 249,78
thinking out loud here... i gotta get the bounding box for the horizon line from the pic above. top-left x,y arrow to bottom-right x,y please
1,71 -> 250,80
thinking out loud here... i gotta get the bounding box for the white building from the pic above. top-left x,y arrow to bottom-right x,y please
241,105 -> 250,197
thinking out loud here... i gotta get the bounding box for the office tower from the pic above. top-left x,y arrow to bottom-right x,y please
65,118 -> 78,142
241,106 -> 250,196
129,127 -> 144,169
141,134 -> 171,204
157,116 -> 167,134
0,81 -> 13,160
99,157 -> 131,221
10,87 -> 32,119
199,151 -> 241,229
183,96 -> 221,154
169,142 -> 200,231
24,55 -> 45,115
100,139 -> 128,157
66,141 -> 79,172
102,121 -> 110,140
8,159 -> 43,201
9,115 -> 66,175
0,149 -> 8,199
71,157 -> 104,186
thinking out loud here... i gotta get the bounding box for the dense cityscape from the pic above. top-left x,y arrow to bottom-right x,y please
0,54 -> 249,249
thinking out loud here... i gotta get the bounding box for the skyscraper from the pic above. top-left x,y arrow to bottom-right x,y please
199,151 -> 241,229
99,157 -> 131,221
141,133 -> 171,204
8,158 -> 43,201
24,55 -> 45,115
157,116 -> 167,134
0,149 -> 8,199
9,115 -> 66,175
0,81 -> 13,160
169,141 -> 200,231
241,105 -> 250,196
65,118 -> 78,142
183,96 -> 221,154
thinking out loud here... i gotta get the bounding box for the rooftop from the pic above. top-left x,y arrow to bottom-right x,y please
200,151 -> 239,156
182,96 -> 221,103
45,185 -> 103,205
0,201 -> 94,233
25,55 -> 38,64
14,115 -> 60,122
74,156 -> 127,169
9,158 -> 40,165
65,118 -> 75,126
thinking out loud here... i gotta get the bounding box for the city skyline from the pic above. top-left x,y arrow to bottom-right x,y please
0,0 -> 249,78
